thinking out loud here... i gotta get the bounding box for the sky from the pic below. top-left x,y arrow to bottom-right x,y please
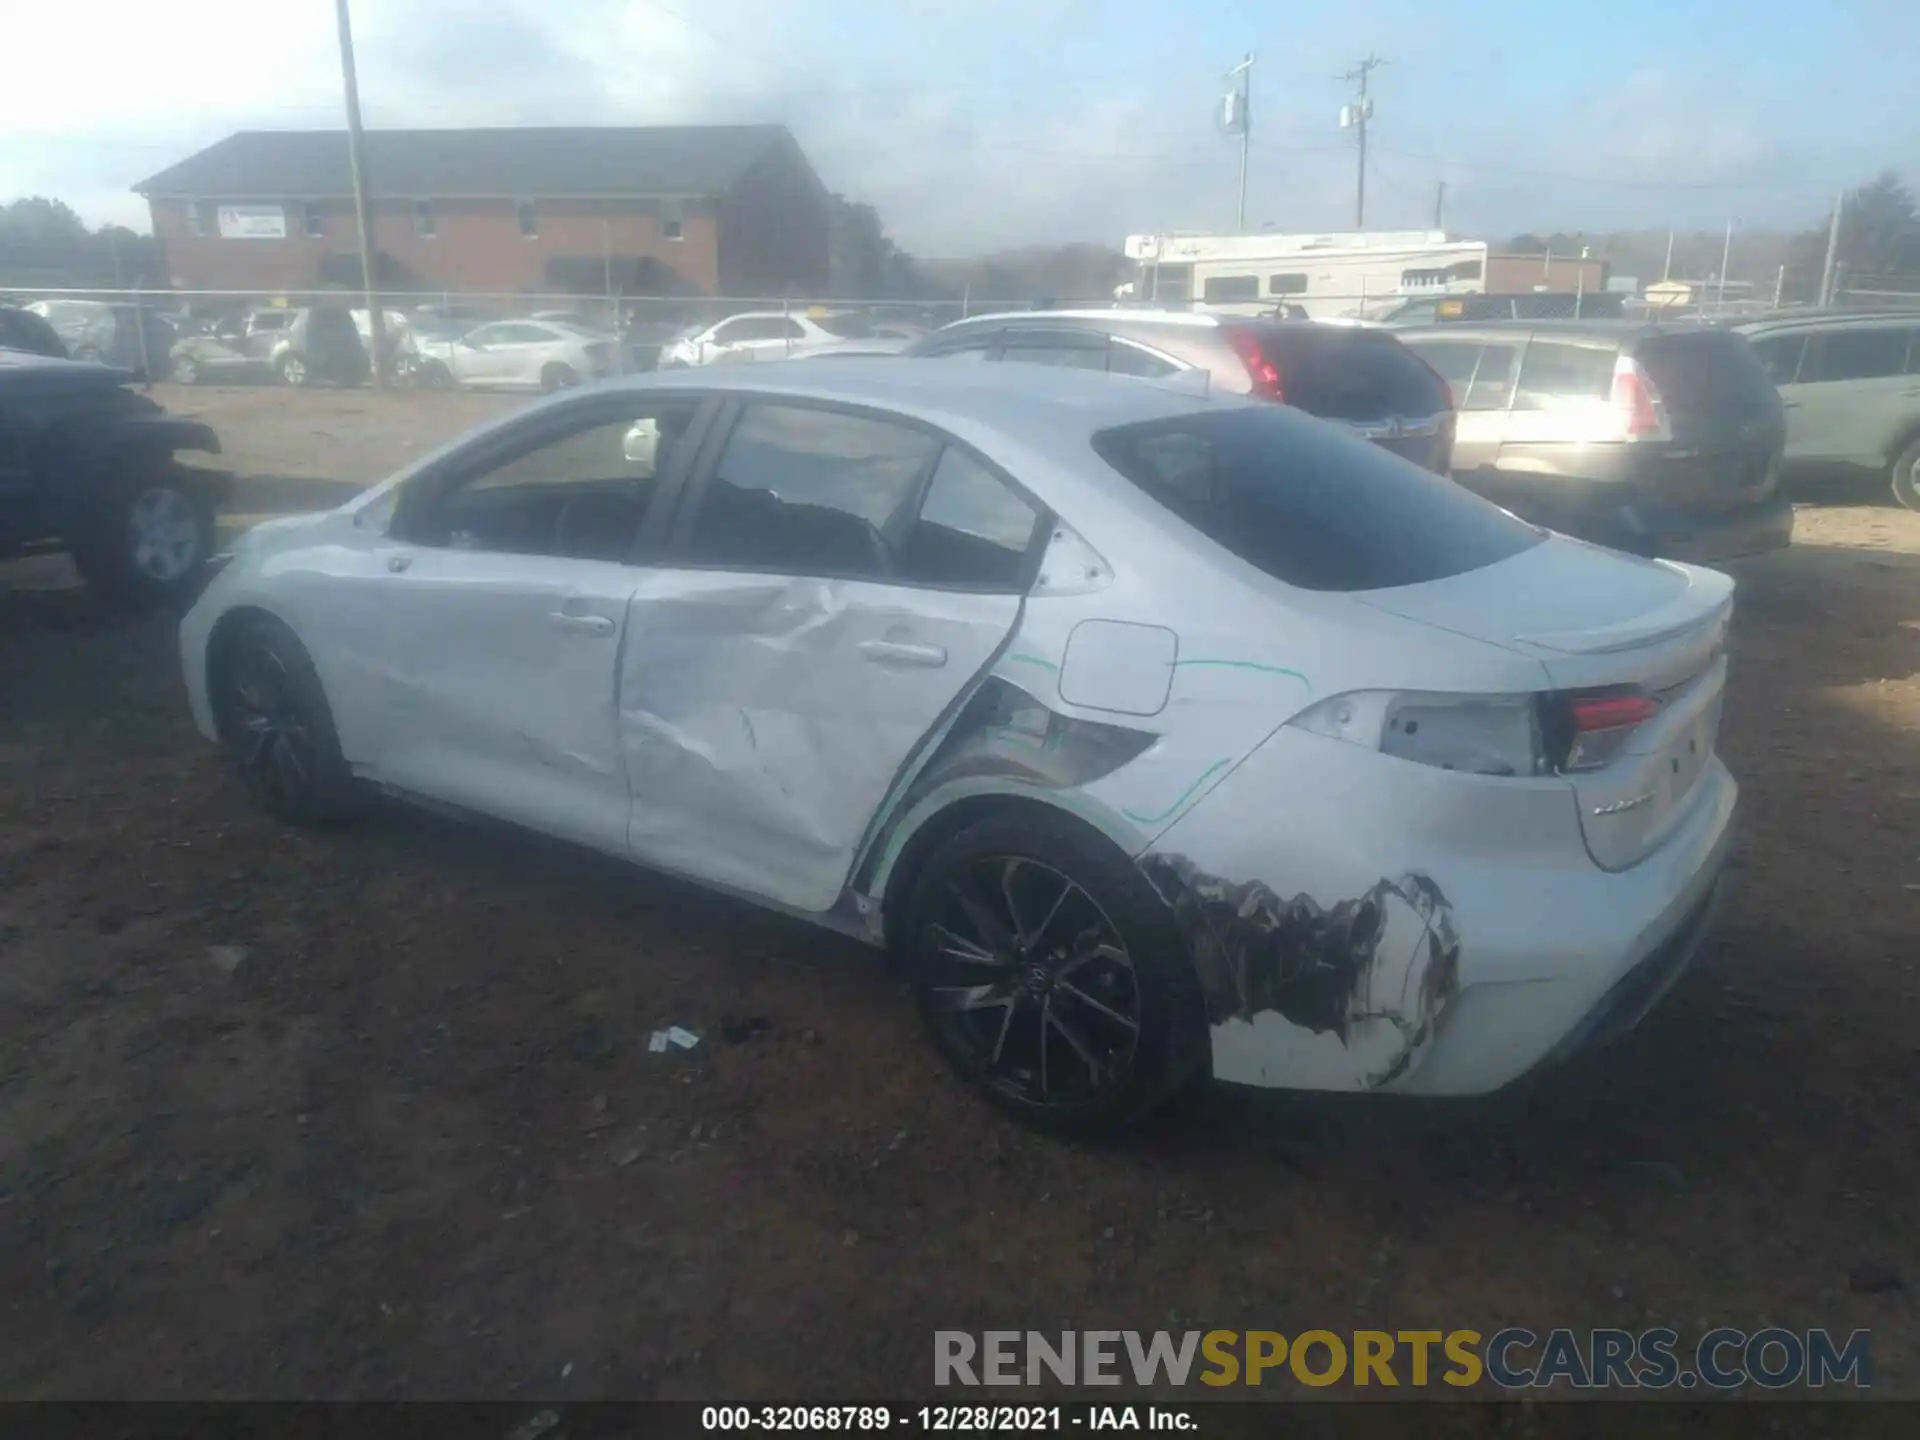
3,0 -> 1917,255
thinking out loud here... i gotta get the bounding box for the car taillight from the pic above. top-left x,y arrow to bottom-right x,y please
1541,688 -> 1663,772
1609,356 -> 1669,440
1222,325 -> 1285,402
1288,690 -> 1545,778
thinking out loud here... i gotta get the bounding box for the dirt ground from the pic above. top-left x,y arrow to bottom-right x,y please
2,386 -> 1917,1402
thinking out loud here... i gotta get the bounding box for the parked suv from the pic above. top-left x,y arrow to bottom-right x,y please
1733,311 -> 1920,510
904,310 -> 1457,474
1397,320 -> 1790,560
1,351 -> 229,606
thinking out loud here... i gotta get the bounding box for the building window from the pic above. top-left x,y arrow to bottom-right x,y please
300,202 -> 324,238
1267,273 -> 1308,295
516,201 -> 539,238
185,201 -> 214,236
662,198 -> 684,241
414,201 -> 437,238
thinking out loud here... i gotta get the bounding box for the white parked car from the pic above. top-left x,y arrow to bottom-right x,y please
179,362 -> 1736,1133
658,310 -> 880,367
409,318 -> 622,392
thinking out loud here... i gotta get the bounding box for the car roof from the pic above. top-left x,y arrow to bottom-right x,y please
629,354 -> 1229,436
952,308 -> 1222,329
1395,317 -> 1718,342
1734,309 -> 1920,334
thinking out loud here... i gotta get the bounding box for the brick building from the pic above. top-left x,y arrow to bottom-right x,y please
133,125 -> 831,299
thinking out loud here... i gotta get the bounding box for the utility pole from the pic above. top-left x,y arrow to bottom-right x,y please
334,0 -> 388,387
1338,54 -> 1385,229
1224,54 -> 1254,232
1717,217 -> 1734,308
1661,230 -> 1674,282
1818,189 -> 1844,307
1432,179 -> 1446,230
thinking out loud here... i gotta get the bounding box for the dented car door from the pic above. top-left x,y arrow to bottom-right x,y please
622,400 -> 1043,912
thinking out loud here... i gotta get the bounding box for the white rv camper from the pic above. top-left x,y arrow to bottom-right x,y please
1117,231 -> 1490,319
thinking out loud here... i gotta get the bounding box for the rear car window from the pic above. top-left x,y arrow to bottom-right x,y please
1233,324 -> 1450,420
1513,341 -> 1617,409
1092,406 -> 1543,593
1799,327 -> 1916,383
1634,329 -> 1781,415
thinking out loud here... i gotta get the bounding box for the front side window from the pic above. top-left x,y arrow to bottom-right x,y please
1461,342 -> 1521,412
683,404 -> 939,579
411,403 -> 698,561
998,338 -> 1107,371
1404,338 -> 1481,393
414,202 -> 437,238
1109,340 -> 1181,378
814,313 -> 877,339
1748,334 -> 1805,386
1093,406 -> 1542,592
516,201 -> 539,238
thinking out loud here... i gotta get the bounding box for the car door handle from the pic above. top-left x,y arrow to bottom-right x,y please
1781,400 -> 1800,409
549,611 -> 615,637
857,639 -> 948,668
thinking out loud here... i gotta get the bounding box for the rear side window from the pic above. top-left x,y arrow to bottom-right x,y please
1092,407 -> 1542,592
814,313 -> 877,339
1747,333 -> 1805,385
685,404 -> 937,579
1233,324 -> 1449,420
1800,327 -> 1914,383
999,338 -> 1107,371
1513,341 -> 1617,409
1636,330 -> 1782,414
1109,340 -> 1181,378
900,448 -> 1041,590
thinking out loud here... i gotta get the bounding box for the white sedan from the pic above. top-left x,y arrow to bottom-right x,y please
410,318 -> 623,392
179,362 -> 1736,1133
658,310 -> 879,367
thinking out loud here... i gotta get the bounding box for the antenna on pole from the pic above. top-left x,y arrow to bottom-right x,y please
1338,54 -> 1386,230
1222,54 -> 1255,233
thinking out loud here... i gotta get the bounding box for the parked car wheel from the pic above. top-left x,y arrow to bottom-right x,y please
277,353 -> 310,387
211,615 -> 362,825
170,354 -> 200,385
541,362 -> 580,393
68,463 -> 216,611
903,812 -> 1207,1135
418,359 -> 453,390
1892,439 -> 1920,513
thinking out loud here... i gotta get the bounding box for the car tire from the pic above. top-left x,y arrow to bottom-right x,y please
67,462 -> 216,611
1892,439 -> 1920,512
419,360 -> 454,390
171,355 -> 200,385
541,362 -> 580,393
277,353 -> 310,387
211,614 -> 363,826
902,811 -> 1208,1136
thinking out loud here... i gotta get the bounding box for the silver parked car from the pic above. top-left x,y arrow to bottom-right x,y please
409,319 -> 622,392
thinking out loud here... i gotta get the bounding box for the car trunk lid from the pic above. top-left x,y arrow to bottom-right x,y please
1355,535 -> 1734,867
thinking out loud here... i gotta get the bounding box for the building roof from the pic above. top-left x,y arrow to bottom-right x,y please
134,125 -> 797,200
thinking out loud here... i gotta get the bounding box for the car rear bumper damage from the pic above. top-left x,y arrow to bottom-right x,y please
1140,726 -> 1738,1097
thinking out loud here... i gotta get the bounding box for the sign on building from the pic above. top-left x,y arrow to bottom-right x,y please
216,204 -> 288,240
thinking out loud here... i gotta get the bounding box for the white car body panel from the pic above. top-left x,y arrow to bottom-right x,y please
620,569 -> 1021,912
181,361 -> 1739,1099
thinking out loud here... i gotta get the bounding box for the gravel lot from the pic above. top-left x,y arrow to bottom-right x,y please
2,386 -> 1917,1401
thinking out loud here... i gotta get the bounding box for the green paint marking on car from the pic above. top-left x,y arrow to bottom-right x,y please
1173,658 -> 1312,690
1003,653 -> 1060,671
1122,758 -> 1233,826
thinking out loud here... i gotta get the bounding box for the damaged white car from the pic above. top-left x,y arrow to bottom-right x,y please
179,361 -> 1736,1133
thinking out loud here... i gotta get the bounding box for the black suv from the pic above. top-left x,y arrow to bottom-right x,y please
902,310 -> 1457,475
1,352 -> 230,606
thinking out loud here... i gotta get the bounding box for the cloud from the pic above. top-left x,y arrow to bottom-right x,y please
0,1 -> 1904,253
